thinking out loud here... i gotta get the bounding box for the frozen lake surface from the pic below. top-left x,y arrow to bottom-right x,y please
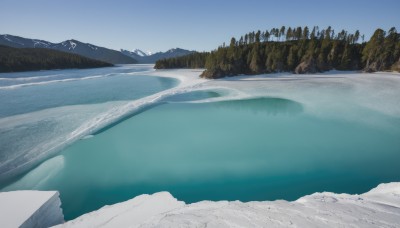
1,66 -> 400,220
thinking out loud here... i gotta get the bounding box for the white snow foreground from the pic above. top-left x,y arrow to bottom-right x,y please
0,191 -> 63,228
55,183 -> 400,228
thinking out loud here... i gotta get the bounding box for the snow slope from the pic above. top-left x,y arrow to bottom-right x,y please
0,190 -> 63,228
55,182 -> 400,228
120,48 -> 194,63
132,49 -> 151,57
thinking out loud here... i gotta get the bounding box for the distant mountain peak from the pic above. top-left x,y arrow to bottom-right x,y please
1,34 -> 27,46
61,40 -> 78,49
67,40 -> 77,50
132,49 -> 151,57
121,47 -> 194,64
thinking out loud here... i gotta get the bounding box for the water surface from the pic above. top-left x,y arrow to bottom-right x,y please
0,65 -> 178,181
4,97 -> 400,220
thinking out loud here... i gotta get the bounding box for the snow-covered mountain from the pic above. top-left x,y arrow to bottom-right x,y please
132,49 -> 152,57
120,49 -> 143,60
0,34 -> 137,64
1,34 -> 195,64
0,34 -> 53,49
121,47 -> 195,63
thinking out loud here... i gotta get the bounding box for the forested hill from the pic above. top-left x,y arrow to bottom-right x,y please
155,27 -> 400,79
0,35 -> 137,64
0,45 -> 113,73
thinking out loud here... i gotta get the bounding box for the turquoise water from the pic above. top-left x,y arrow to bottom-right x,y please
0,65 -> 178,182
0,67 -> 177,117
4,97 -> 400,220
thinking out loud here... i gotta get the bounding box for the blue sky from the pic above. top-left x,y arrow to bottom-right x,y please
1,0 -> 399,52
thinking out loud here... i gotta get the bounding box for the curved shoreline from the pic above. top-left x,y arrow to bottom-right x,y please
0,68 -> 196,182
3,68 -> 400,183
2,68 -> 400,226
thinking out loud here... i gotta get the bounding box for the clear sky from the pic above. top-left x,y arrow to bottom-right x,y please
1,0 -> 399,52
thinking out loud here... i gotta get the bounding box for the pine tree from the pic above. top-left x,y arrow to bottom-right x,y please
155,26 -> 400,78
362,28 -> 385,67
280,26 -> 286,41
302,26 -> 310,40
354,30 -> 360,43
256,30 -> 261,43
250,43 -> 261,73
287,46 -> 298,69
286,27 -> 292,41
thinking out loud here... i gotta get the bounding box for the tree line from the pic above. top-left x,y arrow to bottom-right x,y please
0,45 -> 113,73
155,27 -> 400,79
225,26 -> 363,45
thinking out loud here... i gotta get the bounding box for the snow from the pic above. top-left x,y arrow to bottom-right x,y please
54,182 -> 400,228
3,34 -> 13,42
88,44 -> 98,50
0,190 -> 63,228
132,49 -> 149,56
148,69 -> 400,128
69,41 -> 77,50
2,34 -> 25,46
32,39 -> 51,48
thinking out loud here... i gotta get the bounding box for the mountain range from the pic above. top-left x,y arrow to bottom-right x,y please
121,48 -> 195,63
0,35 -> 136,64
0,34 -> 194,64
0,45 -> 112,73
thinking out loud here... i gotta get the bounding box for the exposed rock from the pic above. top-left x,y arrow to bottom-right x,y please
392,58 -> 400,72
364,60 -> 383,73
200,69 -> 225,79
295,58 -> 317,74
363,58 -> 398,73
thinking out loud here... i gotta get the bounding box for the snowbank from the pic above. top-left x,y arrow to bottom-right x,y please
0,190 -> 63,228
55,182 -> 400,228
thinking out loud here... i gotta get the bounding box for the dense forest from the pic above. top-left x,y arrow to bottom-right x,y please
155,26 -> 400,79
154,52 -> 209,69
0,45 -> 113,73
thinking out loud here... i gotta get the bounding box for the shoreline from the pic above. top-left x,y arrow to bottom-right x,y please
3,68 -> 400,182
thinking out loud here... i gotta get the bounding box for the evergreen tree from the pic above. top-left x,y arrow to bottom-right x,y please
249,43 -> 261,73
295,27 -> 302,40
354,30 -> 360,43
255,30 -> 261,43
362,28 -> 385,67
302,26 -> 310,40
0,45 -> 112,73
279,26 -> 286,41
286,27 -> 292,41
155,26 -> 400,78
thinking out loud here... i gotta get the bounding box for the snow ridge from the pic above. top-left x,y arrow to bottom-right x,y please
132,49 -> 151,57
2,34 -> 25,46
55,182 -> 400,228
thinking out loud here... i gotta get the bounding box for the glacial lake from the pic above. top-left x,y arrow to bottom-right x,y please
4,96 -> 400,220
0,65 -> 178,183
